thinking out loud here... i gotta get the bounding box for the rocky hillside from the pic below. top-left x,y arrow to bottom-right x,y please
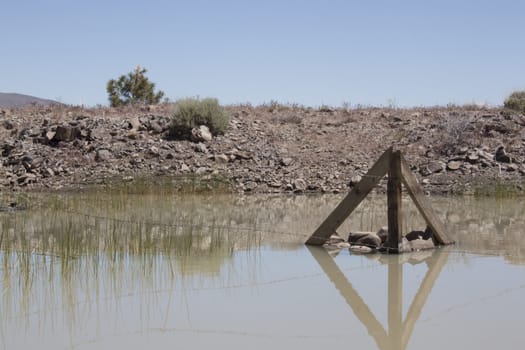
0,104 -> 524,194
0,93 -> 60,108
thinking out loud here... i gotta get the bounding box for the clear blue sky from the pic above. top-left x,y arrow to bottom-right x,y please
1,0 -> 524,107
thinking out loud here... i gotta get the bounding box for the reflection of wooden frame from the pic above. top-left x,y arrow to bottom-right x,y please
305,147 -> 454,251
307,246 -> 449,350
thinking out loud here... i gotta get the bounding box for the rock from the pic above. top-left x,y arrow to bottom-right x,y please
180,163 -> 190,172
45,130 -> 56,142
323,236 -> 350,249
399,237 -> 412,253
17,173 -> 37,185
495,146 -> 511,163
350,245 -> 374,254
54,126 -> 79,142
405,226 -> 432,241
335,242 -> 351,249
149,121 -> 164,133
233,151 -> 252,160
194,143 -> 208,153
1,142 -> 17,156
44,168 -> 55,177
349,175 -> 362,186
466,152 -> 479,164
22,156 -> 44,171
293,178 -> 307,192
128,117 -> 141,131
243,181 -> 258,191
148,146 -> 160,157
195,167 -> 208,175
280,157 -> 294,166
376,227 -> 388,243
421,161 -> 445,176
214,154 -> 229,163
325,234 -> 345,245
410,238 -> 435,251
348,231 -> 381,248
95,149 -> 112,162
446,160 -> 462,171
191,125 -> 213,142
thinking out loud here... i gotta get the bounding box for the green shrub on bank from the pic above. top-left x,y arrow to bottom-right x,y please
504,91 -> 525,113
170,98 -> 229,138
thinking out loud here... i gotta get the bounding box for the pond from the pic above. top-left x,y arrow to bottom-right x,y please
1,192 -> 524,349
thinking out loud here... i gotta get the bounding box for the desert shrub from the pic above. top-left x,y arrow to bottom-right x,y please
170,98 -> 229,138
107,66 -> 164,107
504,91 -> 525,113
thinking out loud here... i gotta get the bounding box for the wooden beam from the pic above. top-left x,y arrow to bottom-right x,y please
399,154 -> 454,245
386,151 -> 403,253
306,147 -> 393,245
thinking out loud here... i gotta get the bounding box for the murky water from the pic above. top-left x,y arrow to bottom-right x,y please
1,193 -> 524,349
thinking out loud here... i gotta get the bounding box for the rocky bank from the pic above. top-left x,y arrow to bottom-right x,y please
1,104 -> 524,194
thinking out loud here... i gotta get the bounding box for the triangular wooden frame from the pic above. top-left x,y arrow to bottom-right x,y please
307,246 -> 450,349
305,147 -> 454,251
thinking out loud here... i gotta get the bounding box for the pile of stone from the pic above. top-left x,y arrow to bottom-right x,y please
323,226 -> 436,254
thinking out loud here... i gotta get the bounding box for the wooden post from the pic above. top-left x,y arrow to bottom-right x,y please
386,151 -> 402,253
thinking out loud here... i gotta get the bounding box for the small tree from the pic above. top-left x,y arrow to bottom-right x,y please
504,91 -> 525,113
106,66 -> 165,107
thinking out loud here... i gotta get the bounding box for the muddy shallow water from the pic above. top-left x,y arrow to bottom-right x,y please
1,193 -> 524,349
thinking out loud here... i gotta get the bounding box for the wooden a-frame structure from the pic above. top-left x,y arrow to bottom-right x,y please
305,147 -> 454,251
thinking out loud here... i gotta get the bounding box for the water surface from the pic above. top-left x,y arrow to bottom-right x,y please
1,193 -> 524,349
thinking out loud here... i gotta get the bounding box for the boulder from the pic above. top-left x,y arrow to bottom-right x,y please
446,160 -> 462,171
466,152 -> 479,164
191,125 -> 213,142
405,226 -> 432,241
325,234 -> 345,245
214,154 -> 229,163
376,226 -> 388,243
149,120 -> 164,133
410,238 -> 435,251
128,117 -> 141,131
350,245 -> 374,254
420,161 -> 445,176
95,149 -> 112,162
194,142 -> 208,153
495,146 -> 511,163
293,178 -> 307,192
348,231 -> 381,248
349,175 -> 362,186
280,157 -> 294,166
54,126 -> 79,142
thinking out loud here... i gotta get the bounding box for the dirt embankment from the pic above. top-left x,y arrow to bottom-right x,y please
0,104 -> 524,195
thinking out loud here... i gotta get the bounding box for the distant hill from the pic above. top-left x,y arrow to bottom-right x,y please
0,92 -> 61,108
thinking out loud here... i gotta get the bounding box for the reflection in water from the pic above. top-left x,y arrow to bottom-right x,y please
308,247 -> 449,350
0,193 -> 525,349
